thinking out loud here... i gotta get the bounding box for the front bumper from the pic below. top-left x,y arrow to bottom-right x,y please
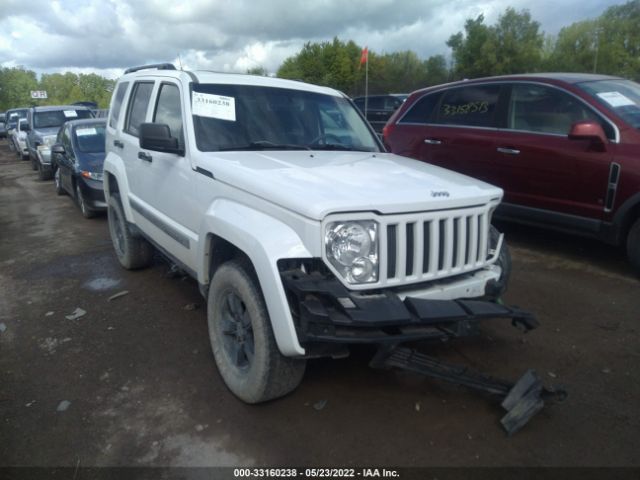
281,268 -> 533,346
78,176 -> 107,210
37,148 -> 52,166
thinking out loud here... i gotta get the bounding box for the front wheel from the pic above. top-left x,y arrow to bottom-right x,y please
207,260 -> 306,403
627,218 -> 640,275
107,193 -> 153,269
76,183 -> 95,218
54,168 -> 65,196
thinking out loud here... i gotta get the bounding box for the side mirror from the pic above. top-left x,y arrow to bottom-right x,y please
568,121 -> 607,151
19,122 -> 30,132
139,123 -> 184,155
52,144 -> 65,155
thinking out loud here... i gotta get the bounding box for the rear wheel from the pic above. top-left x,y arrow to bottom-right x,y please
107,193 -> 153,269
207,260 -> 306,403
627,218 -> 640,275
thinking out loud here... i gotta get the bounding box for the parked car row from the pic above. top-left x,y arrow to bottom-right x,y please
2,104 -> 107,218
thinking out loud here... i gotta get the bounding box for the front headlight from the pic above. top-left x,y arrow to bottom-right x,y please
325,220 -> 378,284
43,136 -> 57,147
80,171 -> 103,181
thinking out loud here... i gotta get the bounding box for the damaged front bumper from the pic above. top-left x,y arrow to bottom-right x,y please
281,268 -> 535,346
281,268 -> 566,435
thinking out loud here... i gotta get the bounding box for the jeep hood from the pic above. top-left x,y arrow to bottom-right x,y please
33,127 -> 60,138
200,151 -> 503,219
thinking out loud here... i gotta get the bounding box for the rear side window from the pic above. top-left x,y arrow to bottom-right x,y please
400,92 -> 442,124
109,82 -> 129,129
124,82 -> 154,137
153,83 -> 184,147
436,85 -> 501,127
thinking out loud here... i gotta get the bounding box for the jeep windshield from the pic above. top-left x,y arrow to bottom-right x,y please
192,84 -> 380,153
577,79 -> 640,129
34,109 -> 92,129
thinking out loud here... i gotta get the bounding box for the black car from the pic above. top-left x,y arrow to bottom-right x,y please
51,119 -> 107,218
353,94 -> 407,133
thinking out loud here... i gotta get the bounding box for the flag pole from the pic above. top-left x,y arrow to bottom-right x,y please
364,49 -> 368,118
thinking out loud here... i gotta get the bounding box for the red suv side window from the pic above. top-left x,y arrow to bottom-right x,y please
436,85 -> 501,127
507,84 -> 614,138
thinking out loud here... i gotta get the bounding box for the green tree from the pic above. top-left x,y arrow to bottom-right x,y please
278,38 -> 361,94
447,14 -> 494,79
247,66 -> 269,76
39,72 -> 78,105
491,8 -> 543,74
277,39 -> 449,96
447,9 -> 543,79
546,0 -> 640,79
0,67 -> 39,111
423,55 -> 449,86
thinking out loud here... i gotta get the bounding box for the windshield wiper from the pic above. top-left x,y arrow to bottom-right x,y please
217,141 -> 310,151
308,143 -> 372,152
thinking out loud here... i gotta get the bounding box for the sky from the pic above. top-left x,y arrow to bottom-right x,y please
0,0 -> 624,79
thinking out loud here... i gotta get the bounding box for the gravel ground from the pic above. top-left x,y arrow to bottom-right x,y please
0,141 -> 638,468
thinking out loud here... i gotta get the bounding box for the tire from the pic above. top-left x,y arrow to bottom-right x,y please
627,217 -> 640,275
30,154 -> 37,171
107,193 -> 153,269
76,183 -> 95,218
37,161 -> 52,181
207,260 -> 306,403
485,225 -> 512,300
54,168 -> 65,196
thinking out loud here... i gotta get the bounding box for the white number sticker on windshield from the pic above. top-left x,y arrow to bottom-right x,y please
76,128 -> 97,136
596,91 -> 636,107
192,92 -> 236,122
63,110 -> 79,118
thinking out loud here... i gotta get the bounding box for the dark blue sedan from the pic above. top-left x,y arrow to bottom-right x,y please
52,119 -> 107,218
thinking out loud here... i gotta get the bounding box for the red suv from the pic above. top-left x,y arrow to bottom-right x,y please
383,73 -> 640,273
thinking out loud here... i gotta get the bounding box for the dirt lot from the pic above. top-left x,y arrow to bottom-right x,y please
0,140 -> 638,468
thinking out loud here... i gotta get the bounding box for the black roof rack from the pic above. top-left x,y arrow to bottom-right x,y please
124,63 -> 176,74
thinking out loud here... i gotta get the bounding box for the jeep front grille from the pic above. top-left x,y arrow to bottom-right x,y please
380,206 -> 490,287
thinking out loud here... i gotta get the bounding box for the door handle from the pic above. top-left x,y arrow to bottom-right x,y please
497,147 -> 520,155
113,140 -> 124,149
138,152 -> 153,163
424,138 -> 442,145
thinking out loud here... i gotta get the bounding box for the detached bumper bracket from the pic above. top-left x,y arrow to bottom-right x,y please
371,345 -> 567,436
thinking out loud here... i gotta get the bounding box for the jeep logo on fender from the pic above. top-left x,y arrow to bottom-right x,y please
431,190 -> 450,197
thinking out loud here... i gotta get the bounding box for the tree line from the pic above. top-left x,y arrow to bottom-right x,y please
275,1 -> 639,95
0,70 -> 114,112
1,0 -> 638,111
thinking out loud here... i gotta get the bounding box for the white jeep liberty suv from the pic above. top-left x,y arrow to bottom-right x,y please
104,64 -> 516,404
